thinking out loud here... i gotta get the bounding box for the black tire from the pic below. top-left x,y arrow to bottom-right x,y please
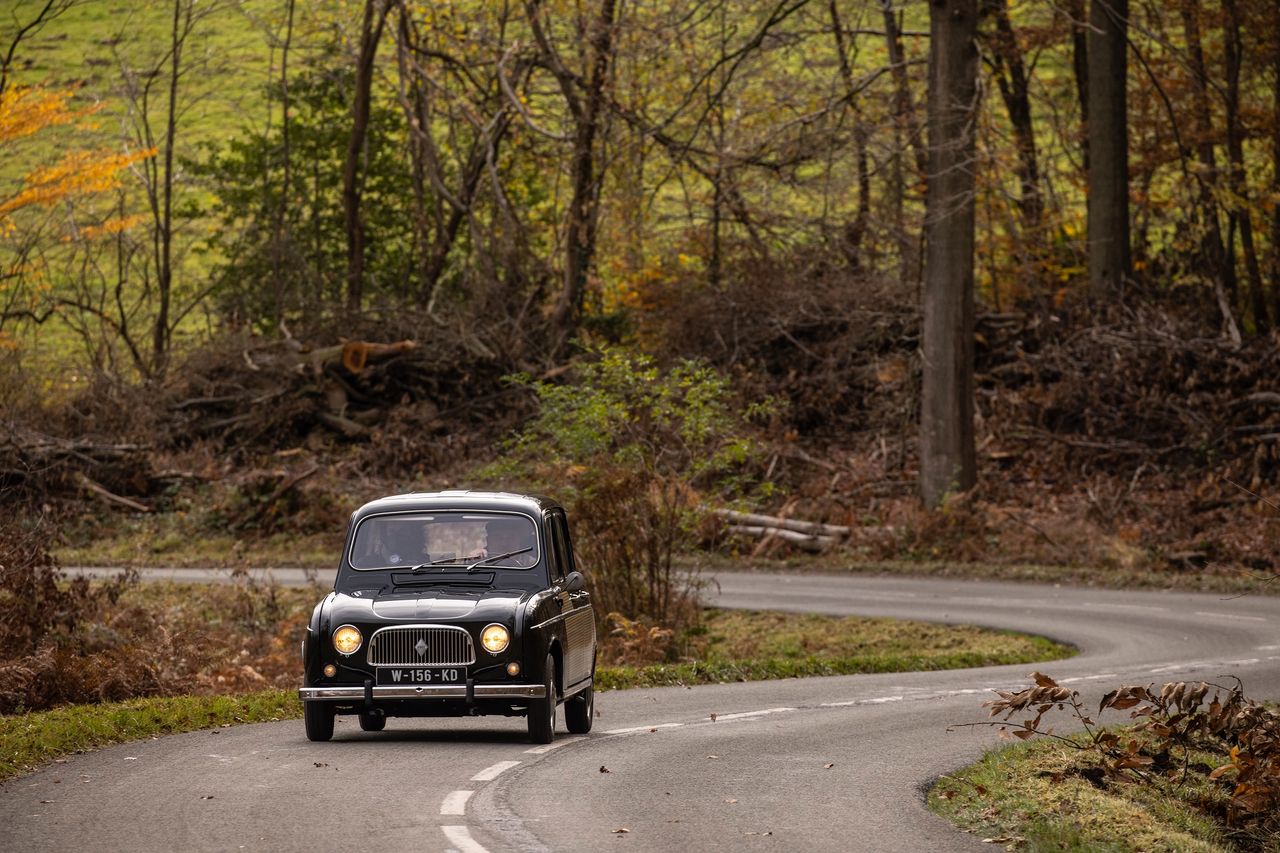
565,682 -> 593,734
304,701 -> 335,742
358,711 -> 386,732
527,653 -> 556,744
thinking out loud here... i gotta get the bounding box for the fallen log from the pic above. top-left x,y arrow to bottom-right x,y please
727,524 -> 836,553
715,508 -> 850,538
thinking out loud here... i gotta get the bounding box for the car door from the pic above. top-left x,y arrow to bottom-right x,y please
547,509 -> 595,688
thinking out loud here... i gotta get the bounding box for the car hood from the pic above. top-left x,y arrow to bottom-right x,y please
324,587 -> 532,626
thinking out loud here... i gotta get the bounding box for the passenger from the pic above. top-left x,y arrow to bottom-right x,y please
476,518 -> 538,567
381,520 -> 427,566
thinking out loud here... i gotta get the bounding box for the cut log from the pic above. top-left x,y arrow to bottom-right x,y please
727,524 -> 836,552
715,509 -> 850,538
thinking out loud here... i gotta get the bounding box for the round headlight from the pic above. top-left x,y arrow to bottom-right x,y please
332,624 -> 362,655
481,624 -> 510,654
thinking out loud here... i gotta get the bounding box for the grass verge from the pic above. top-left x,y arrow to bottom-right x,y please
928,732 -> 1247,853
0,690 -> 301,782
0,608 -> 1070,781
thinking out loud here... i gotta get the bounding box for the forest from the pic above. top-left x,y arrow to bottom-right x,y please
2,0 -> 1279,615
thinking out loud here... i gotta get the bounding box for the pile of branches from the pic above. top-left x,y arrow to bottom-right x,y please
978,300 -> 1280,490
160,316 -> 530,464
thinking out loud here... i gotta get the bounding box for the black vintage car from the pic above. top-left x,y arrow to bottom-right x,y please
299,491 -> 596,743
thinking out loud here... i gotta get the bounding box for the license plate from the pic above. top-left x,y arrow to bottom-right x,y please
376,667 -> 466,686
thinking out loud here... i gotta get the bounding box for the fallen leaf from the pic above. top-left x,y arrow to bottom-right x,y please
200,795 -> 215,800
39,800 -> 54,804
709,713 -> 718,722
599,765 -> 611,774
937,790 -> 955,800
823,763 -> 835,770
52,779 -> 61,784
313,762 -> 328,768
124,757 -> 137,761
612,828 -> 630,834
725,798 -> 738,804
648,728 -> 657,733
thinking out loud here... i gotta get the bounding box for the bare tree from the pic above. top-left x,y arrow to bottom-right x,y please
920,0 -> 978,507
343,0 -> 394,315
1086,0 -> 1129,299
522,0 -> 620,347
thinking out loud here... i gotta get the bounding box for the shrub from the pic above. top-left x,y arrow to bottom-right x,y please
490,346 -> 771,641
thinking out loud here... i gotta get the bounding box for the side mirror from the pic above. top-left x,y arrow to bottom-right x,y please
564,571 -> 586,593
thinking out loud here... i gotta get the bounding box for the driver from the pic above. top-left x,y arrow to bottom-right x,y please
475,517 -> 538,567
382,520 -> 427,566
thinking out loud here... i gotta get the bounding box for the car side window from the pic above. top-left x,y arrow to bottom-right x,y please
551,511 -> 576,577
544,514 -> 566,583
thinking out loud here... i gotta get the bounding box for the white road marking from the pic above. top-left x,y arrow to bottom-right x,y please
604,723 -> 684,735
523,736 -> 584,754
715,707 -> 796,721
441,825 -> 489,853
471,761 -> 521,782
440,790 -> 473,815
1195,611 -> 1268,622
1059,674 -> 1118,684
1257,645 -> 1280,651
822,695 -> 905,708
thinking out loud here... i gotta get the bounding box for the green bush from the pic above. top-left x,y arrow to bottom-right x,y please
490,346 -> 771,642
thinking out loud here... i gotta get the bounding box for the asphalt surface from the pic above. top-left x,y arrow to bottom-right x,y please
5,569 -> 1279,852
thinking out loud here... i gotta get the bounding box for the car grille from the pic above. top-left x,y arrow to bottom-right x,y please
367,626 -> 476,666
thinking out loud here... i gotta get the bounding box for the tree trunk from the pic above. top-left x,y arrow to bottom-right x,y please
1086,0 -> 1129,300
1180,0 -> 1234,312
271,0 -> 296,325
551,0 -> 619,346
920,0 -> 978,508
830,0 -> 870,271
1223,0 -> 1269,333
153,0 -> 186,376
1065,0 -> 1088,170
343,0 -> 391,316
1273,4 -> 1280,325
985,1 -> 1041,233
881,1 -> 925,281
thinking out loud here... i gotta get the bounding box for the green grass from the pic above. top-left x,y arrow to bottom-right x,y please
929,733 -> 1240,853
596,608 -> 1072,690
0,690 -> 300,780
0,607 -> 1070,781
688,554 -> 1278,597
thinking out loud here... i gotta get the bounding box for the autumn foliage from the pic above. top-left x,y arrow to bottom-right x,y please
975,672 -> 1280,841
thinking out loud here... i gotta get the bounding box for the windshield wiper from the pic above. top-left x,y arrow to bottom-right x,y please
464,546 -> 533,573
406,555 -> 470,573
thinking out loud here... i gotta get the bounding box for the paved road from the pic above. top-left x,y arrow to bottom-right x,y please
6,570 -> 1279,852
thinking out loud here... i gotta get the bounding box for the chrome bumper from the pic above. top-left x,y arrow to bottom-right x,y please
298,683 -> 546,701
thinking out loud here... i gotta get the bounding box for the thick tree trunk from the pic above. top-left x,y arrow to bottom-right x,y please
343,0 -> 391,316
1223,0 -> 1269,333
920,0 -> 978,508
1086,0 -> 1129,300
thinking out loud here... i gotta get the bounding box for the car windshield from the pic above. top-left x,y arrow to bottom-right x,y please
348,511 -> 540,571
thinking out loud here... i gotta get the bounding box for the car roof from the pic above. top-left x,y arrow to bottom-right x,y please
350,490 -> 562,522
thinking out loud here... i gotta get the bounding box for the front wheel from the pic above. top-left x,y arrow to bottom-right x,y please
565,682 -> 593,734
304,701 -> 335,742
527,653 -> 556,744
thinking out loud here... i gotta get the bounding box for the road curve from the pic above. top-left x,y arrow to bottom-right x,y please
6,571 -> 1279,853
